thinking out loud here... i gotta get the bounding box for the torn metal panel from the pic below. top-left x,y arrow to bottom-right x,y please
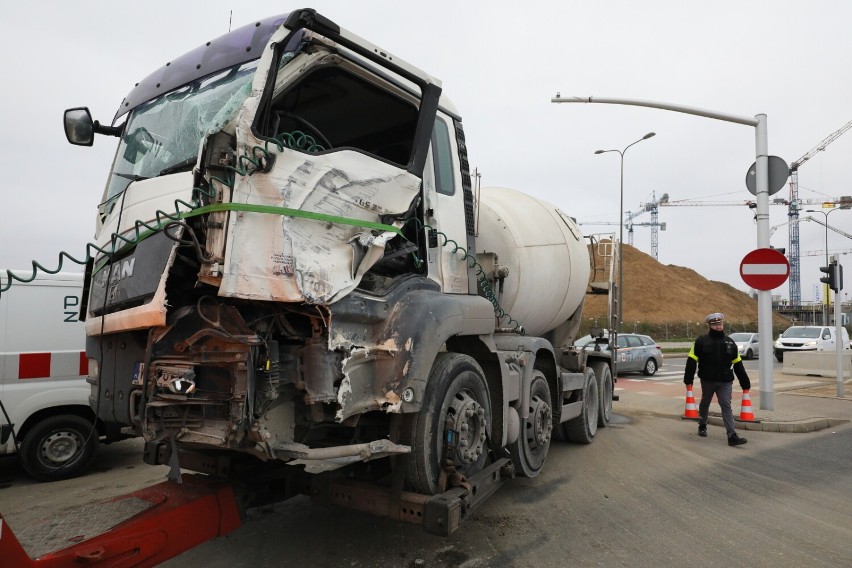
219,147 -> 421,304
327,283 -> 495,420
217,30 -> 423,305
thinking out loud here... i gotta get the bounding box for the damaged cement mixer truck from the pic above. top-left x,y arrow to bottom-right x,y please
60,9 -> 616,533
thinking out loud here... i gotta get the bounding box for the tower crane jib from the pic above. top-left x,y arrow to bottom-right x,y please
786,119 -> 852,305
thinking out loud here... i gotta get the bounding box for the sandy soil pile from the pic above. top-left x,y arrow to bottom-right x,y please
582,242 -> 790,329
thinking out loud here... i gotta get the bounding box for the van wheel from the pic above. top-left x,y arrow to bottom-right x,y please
19,415 -> 98,482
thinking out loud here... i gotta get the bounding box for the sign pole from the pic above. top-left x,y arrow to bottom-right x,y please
833,256 -> 845,398
753,115 -> 775,410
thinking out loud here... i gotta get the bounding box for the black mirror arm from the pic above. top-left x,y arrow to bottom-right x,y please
94,120 -> 123,138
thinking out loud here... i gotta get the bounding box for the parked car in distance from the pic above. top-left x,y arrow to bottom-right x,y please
576,332 -> 663,376
773,325 -> 851,362
729,332 -> 759,360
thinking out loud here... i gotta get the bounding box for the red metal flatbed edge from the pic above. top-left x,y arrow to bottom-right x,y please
0,474 -> 241,567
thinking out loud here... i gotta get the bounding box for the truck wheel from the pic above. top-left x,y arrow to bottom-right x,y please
591,361 -> 613,427
19,414 -> 98,482
508,370 -> 552,478
400,353 -> 491,495
564,368 -> 599,444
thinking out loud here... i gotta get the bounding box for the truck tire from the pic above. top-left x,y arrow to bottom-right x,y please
508,370 -> 552,478
400,353 -> 491,495
591,361 -> 613,427
564,368 -> 599,444
19,414 -> 98,482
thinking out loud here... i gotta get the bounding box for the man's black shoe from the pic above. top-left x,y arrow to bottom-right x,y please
698,425 -> 707,437
728,434 -> 747,446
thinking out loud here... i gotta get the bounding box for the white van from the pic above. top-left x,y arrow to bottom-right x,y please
0,270 -> 124,480
773,325 -> 852,362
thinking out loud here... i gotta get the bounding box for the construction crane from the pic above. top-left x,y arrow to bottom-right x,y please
582,191 -> 668,259
806,215 -> 852,242
801,248 -> 852,257
771,215 -> 852,247
658,196 -> 820,208
633,191 -> 668,260
786,119 -> 852,304
623,210 -> 646,245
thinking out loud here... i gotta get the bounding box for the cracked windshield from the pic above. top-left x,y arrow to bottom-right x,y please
103,61 -> 258,202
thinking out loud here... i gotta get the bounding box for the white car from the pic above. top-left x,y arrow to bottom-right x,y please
773,325 -> 851,362
729,332 -> 759,360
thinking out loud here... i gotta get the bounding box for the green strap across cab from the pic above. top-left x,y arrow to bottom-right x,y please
95,202 -> 403,273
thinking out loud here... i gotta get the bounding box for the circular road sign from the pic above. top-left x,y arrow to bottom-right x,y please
740,248 -> 790,290
745,156 -> 789,196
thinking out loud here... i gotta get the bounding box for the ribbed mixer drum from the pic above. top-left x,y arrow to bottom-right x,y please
475,187 -> 590,337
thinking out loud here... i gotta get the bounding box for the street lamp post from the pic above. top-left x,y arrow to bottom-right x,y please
805,206 -> 844,324
595,132 -> 656,332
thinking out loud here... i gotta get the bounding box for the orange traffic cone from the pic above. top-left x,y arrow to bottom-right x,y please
682,385 -> 700,420
739,389 -> 757,422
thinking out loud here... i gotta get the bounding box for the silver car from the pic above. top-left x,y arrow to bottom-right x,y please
576,332 -> 663,376
729,332 -> 759,360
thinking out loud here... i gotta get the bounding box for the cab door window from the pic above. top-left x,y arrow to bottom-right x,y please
431,117 -> 456,196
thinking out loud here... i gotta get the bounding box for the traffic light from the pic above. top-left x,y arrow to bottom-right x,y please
819,261 -> 843,293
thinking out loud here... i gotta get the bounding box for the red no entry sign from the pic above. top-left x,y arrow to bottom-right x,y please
740,248 -> 790,290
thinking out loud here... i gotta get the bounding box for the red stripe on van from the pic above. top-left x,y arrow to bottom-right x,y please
19,352 -> 51,379
79,351 -> 88,376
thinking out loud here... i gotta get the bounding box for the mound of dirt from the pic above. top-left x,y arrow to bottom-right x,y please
582,243 -> 790,330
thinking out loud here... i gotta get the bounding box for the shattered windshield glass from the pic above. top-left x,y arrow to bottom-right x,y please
103,60 -> 258,201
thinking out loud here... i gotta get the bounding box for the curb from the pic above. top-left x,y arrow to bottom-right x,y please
705,412 -> 847,433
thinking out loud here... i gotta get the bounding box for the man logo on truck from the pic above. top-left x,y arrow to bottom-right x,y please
94,258 -> 136,287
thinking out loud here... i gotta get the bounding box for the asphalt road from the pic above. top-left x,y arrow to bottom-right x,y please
1,367 -> 850,567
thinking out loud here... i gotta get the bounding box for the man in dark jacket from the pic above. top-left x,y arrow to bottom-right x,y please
683,312 -> 750,446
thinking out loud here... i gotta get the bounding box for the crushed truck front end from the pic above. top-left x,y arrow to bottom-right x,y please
76,10 -> 494,482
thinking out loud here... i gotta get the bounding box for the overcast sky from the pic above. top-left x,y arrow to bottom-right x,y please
2,0 -> 851,305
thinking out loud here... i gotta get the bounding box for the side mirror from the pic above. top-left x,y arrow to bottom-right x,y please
64,107 -> 95,146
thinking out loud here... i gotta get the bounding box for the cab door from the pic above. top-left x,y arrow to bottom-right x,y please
422,111 -> 470,294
